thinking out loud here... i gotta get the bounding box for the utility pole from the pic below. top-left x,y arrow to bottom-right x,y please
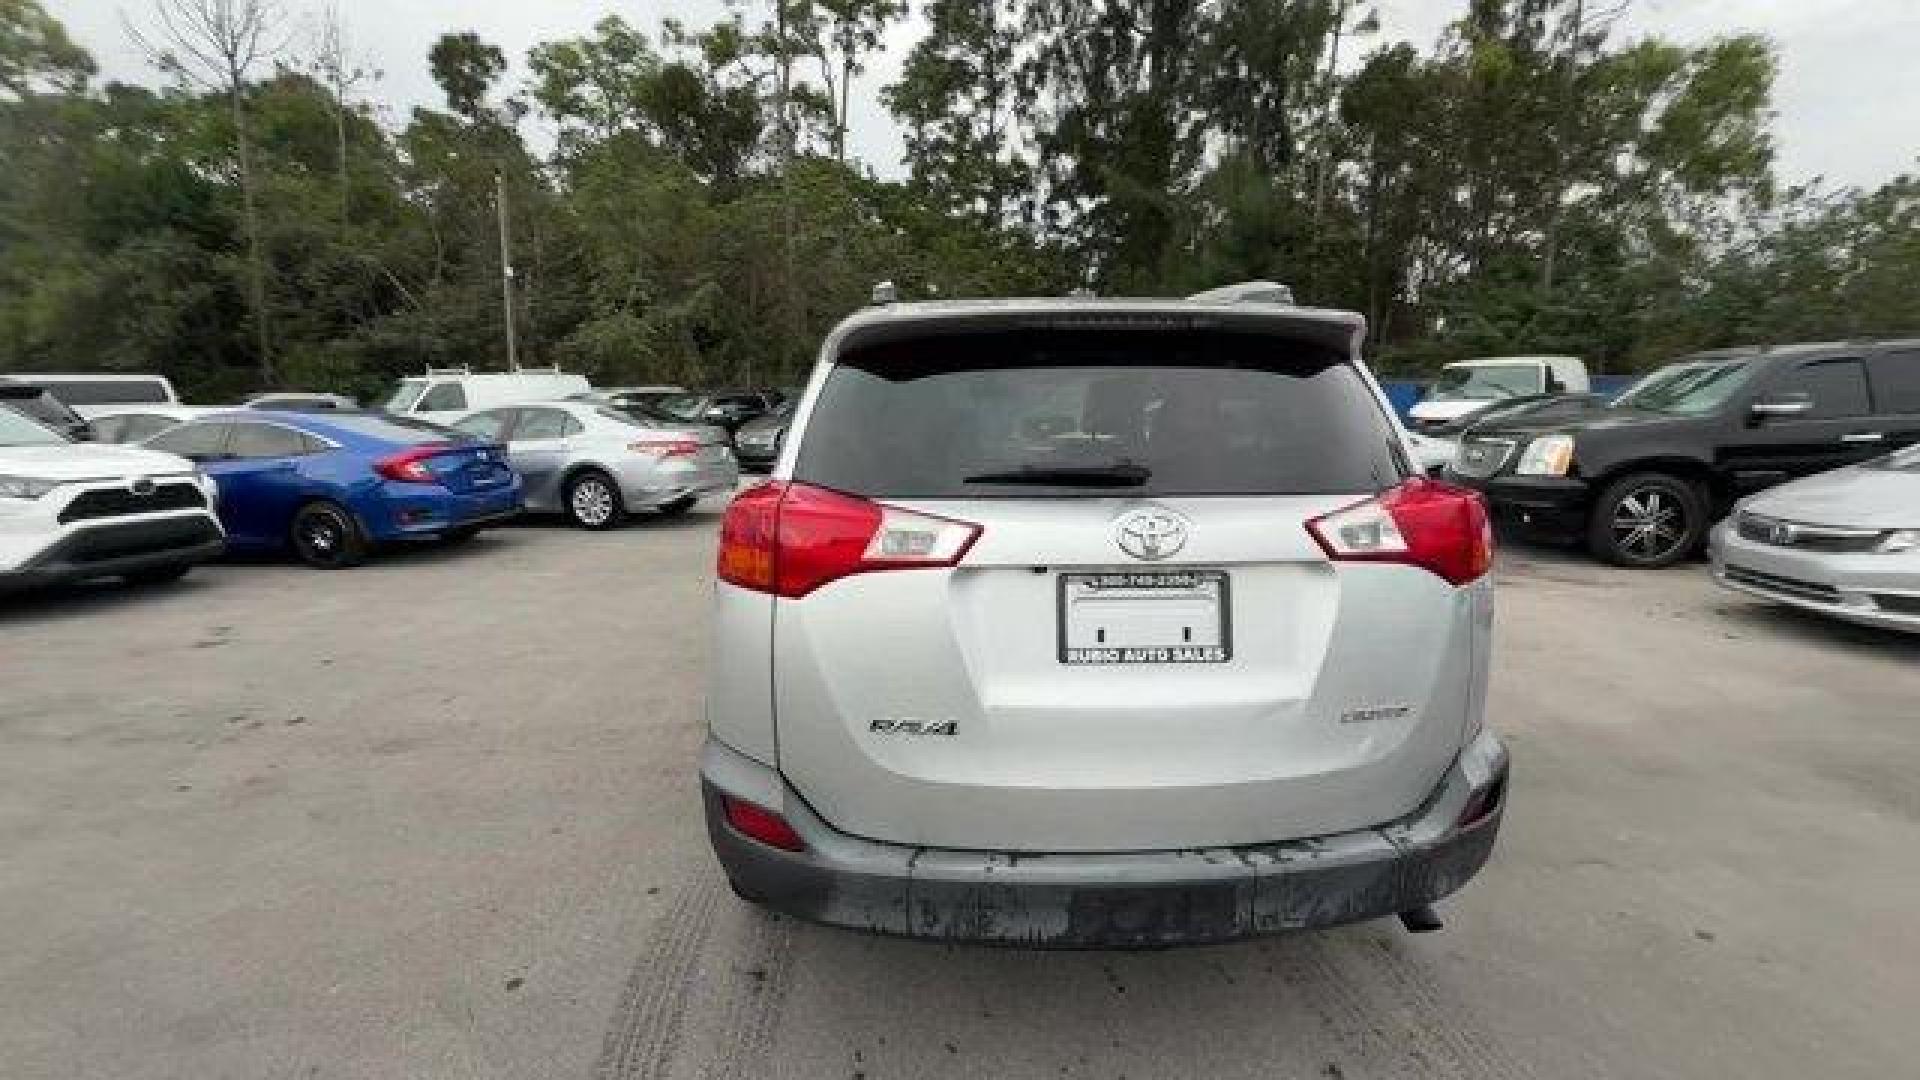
496,169 -> 520,372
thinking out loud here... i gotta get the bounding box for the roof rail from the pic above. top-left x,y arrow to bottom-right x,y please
1188,280 -> 1295,306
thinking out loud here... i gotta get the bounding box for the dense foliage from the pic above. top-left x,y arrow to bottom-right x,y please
0,0 -> 1915,400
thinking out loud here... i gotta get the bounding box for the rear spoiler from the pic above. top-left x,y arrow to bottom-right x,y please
1187,280 -> 1296,305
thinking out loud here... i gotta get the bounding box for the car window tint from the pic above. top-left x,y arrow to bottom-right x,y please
1867,350 -> 1920,414
417,382 -> 467,411
455,411 -> 511,440
148,422 -> 231,458
514,408 -> 572,440
797,328 -> 1404,499
227,423 -> 313,459
33,379 -> 170,405
1769,358 -> 1871,420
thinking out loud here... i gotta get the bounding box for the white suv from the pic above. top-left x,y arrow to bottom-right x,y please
702,293 -> 1507,947
0,407 -> 224,594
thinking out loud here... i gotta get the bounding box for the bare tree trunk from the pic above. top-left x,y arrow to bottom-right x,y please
1311,0 -> 1350,221
229,77 -> 273,385
837,43 -> 853,161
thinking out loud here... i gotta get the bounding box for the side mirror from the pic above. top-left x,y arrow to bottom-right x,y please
1750,391 -> 1815,423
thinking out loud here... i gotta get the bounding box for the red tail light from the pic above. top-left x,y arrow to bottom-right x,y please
630,438 -> 701,458
716,481 -> 981,598
722,795 -> 805,852
375,444 -> 451,484
1307,478 -> 1493,586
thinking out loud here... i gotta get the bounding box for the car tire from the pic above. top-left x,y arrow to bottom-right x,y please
1586,472 -> 1706,568
441,525 -> 481,545
564,470 -> 624,530
290,502 -> 369,569
656,495 -> 698,516
124,564 -> 191,587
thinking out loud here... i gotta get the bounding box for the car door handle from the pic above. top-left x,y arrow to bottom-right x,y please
1840,432 -> 1885,443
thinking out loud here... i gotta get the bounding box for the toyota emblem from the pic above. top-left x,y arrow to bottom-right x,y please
1115,508 -> 1189,561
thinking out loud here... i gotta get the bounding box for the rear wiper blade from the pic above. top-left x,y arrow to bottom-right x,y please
962,463 -> 1151,487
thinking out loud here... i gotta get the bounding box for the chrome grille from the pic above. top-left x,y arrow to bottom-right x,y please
1451,438 -> 1515,479
1736,513 -> 1884,553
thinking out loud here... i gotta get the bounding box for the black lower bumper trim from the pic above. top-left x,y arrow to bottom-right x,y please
702,733 -> 1508,948
2,515 -> 224,594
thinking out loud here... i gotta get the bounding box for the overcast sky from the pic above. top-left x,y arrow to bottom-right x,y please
47,0 -> 1920,191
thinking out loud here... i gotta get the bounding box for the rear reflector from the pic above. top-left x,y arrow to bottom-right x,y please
1307,478 -> 1493,586
722,796 -> 805,852
717,481 -> 980,598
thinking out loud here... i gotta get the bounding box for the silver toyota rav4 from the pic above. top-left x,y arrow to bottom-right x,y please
702,291 -> 1507,947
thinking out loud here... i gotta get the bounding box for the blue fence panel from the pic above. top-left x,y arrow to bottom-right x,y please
1379,380 -> 1428,419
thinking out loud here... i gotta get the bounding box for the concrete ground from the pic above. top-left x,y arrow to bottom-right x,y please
2,504 -> 1916,1080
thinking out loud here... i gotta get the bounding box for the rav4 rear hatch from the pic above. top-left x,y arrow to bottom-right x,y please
753,317 -> 1488,852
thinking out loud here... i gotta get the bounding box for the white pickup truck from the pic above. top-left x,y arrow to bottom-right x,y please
1408,355 -> 1590,432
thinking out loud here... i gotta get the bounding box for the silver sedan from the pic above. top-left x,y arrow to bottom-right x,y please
1711,445 -> 1920,632
452,402 -> 737,529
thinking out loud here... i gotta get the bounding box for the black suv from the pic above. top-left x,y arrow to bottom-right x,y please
1448,341 -> 1920,567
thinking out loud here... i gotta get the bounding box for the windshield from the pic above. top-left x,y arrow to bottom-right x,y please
383,380 -> 427,412
0,406 -> 68,446
653,394 -> 707,420
1430,363 -> 1543,402
1613,359 -> 1756,416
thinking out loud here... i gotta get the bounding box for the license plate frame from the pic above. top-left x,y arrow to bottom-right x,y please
1056,570 -> 1233,665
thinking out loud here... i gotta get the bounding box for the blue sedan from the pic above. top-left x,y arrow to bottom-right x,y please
145,410 -> 523,567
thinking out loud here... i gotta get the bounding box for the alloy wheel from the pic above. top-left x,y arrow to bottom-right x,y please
571,478 -> 616,527
1610,487 -> 1687,563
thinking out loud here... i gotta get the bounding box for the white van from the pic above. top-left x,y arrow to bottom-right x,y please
3,373 -> 181,419
382,367 -> 592,422
1407,355 -> 1589,431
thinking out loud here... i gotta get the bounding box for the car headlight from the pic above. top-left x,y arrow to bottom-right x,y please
1516,435 -> 1575,477
1879,530 -> 1920,553
0,475 -> 62,500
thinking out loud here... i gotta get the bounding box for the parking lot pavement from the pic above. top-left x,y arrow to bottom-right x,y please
3,509 -> 1917,1080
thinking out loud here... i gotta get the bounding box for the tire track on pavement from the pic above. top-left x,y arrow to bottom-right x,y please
697,907 -> 798,1080
592,875 -> 723,1080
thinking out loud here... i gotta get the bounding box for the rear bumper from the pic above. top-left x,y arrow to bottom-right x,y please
371,479 -> 524,538
0,514 -> 225,594
701,731 -> 1508,948
615,454 -> 739,507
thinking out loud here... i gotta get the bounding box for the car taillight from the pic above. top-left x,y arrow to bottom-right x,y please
721,795 -> 805,852
375,445 -> 449,484
1307,478 -> 1493,586
630,438 -> 701,458
716,481 -> 981,598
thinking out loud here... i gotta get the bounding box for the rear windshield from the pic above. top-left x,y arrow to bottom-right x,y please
795,329 -> 1404,499
311,413 -> 471,445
